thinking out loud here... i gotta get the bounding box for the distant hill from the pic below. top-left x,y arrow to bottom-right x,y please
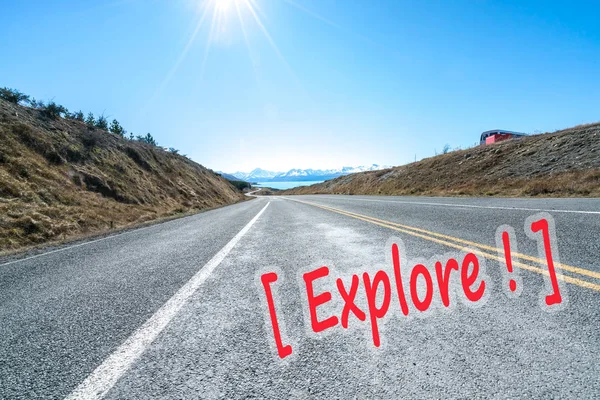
0,98 -> 246,252
283,123 -> 600,197
228,164 -> 389,182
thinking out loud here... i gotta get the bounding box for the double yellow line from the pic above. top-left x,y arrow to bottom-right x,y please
289,199 -> 600,293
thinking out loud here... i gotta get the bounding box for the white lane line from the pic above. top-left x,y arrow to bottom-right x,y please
0,227 -> 158,268
65,201 -> 271,400
0,201 -> 258,268
302,196 -> 600,215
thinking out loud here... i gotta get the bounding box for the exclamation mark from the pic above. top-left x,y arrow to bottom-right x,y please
502,231 -> 517,292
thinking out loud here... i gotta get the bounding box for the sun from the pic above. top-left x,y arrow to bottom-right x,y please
213,0 -> 235,14
155,0 -> 334,99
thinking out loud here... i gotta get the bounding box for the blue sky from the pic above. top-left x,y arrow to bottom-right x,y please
1,0 -> 599,172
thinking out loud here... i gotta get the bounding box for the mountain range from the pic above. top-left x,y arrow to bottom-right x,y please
220,165 -> 390,182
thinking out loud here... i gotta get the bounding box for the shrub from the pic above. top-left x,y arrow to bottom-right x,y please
41,101 -> 67,119
109,119 -> 125,136
95,114 -> 108,130
85,112 -> 95,127
442,144 -> 451,154
0,87 -> 29,104
168,147 -> 179,154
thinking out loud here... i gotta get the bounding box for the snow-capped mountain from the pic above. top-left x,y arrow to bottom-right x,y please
230,168 -> 283,181
216,172 -> 242,181
227,164 -> 389,182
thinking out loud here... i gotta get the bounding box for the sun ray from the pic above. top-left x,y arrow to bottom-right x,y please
279,0 -> 341,29
247,0 -> 270,24
241,0 -> 305,93
198,2 -> 221,80
151,2 -> 212,101
146,0 -> 314,106
235,0 -> 262,88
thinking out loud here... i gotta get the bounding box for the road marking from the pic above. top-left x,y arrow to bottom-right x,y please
0,204 -> 233,268
287,199 -> 600,292
65,201 -> 271,400
311,202 -> 600,280
0,227 -> 155,268
309,196 -> 600,215
0,200 -> 261,268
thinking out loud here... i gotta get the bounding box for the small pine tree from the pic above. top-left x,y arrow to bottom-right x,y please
29,98 -> 45,109
129,132 -> 134,140
0,87 -> 29,104
168,147 -> 179,154
137,133 -> 157,146
109,119 -> 125,136
146,133 -> 157,146
85,112 -> 95,127
73,110 -> 85,121
95,114 -> 108,130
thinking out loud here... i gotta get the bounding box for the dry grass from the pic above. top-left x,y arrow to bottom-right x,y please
0,99 -> 246,252
284,123 -> 600,197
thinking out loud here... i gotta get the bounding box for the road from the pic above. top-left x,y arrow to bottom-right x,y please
1,194 -> 599,399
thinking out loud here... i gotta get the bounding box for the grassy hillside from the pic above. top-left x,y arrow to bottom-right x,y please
0,98 -> 245,252
284,123 -> 600,197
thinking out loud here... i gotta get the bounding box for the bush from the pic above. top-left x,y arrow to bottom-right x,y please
442,144 -> 451,154
0,87 -> 29,104
168,147 -> 179,154
85,112 -> 95,127
41,101 -> 67,119
109,119 -> 125,136
95,114 -> 108,130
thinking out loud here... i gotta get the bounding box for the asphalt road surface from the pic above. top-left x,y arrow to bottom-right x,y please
1,195 -> 599,399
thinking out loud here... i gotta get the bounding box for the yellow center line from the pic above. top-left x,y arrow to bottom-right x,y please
288,199 -> 600,293
306,201 -> 600,280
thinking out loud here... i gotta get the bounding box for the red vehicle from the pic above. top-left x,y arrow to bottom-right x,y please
480,129 -> 527,145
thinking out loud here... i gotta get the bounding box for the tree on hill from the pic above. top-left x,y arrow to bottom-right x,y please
0,87 -> 29,104
95,114 -> 109,130
85,112 -> 95,127
109,119 -> 126,136
29,98 -> 45,109
41,101 -> 67,119
73,110 -> 85,121
137,133 -> 158,146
